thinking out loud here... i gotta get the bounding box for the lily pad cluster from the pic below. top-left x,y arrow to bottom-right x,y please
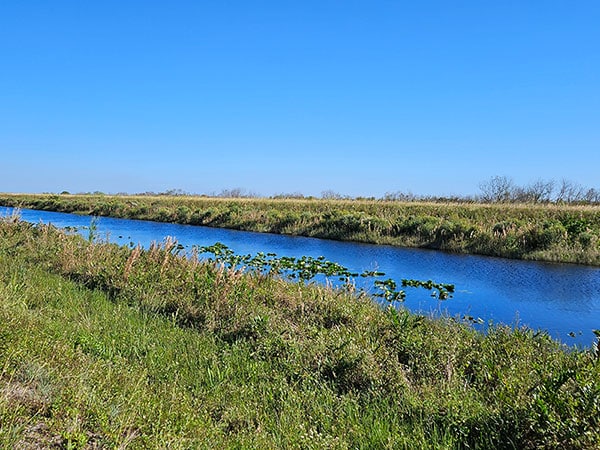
195,242 -> 454,303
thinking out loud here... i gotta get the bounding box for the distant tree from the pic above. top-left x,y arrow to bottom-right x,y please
382,191 -> 417,202
161,188 -> 188,196
218,188 -> 257,198
219,188 -> 243,198
321,190 -> 343,200
271,192 -> 305,199
515,179 -> 555,203
556,179 -> 585,203
584,188 -> 600,204
478,176 -> 515,203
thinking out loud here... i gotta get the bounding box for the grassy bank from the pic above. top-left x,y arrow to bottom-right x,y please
1,217 -> 599,448
1,193 -> 600,265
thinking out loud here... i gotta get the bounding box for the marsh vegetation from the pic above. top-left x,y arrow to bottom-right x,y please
1,193 -> 599,265
1,217 -> 599,448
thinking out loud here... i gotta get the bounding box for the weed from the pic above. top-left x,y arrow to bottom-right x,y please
1,216 -> 599,448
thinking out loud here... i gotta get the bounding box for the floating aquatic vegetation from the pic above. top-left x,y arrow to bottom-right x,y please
195,242 -> 455,303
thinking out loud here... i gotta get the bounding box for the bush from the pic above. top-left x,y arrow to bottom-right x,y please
523,221 -> 567,251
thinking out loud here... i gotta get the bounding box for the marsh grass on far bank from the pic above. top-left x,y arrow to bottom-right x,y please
1,193 -> 600,266
1,218 -> 599,448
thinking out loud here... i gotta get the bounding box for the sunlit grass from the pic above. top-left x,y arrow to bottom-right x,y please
1,218 -> 599,448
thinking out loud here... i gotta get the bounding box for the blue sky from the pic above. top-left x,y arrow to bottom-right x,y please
1,1 -> 599,197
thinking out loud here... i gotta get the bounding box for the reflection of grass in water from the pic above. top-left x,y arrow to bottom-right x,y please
0,218 -> 599,448
1,193 -> 599,265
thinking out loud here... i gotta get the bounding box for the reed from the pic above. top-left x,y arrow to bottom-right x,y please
1,218 -> 599,448
1,193 -> 599,265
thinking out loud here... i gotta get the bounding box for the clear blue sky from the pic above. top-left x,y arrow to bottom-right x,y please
1,1 -> 599,197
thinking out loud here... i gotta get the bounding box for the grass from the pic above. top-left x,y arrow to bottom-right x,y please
1,193 -> 600,265
1,217 -> 599,448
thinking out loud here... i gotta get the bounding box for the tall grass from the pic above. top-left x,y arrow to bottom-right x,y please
1,193 -> 599,265
1,218 -> 599,448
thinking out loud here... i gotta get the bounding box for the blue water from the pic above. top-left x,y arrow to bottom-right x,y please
3,207 -> 599,348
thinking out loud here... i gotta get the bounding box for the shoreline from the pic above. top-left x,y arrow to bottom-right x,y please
1,193 -> 599,266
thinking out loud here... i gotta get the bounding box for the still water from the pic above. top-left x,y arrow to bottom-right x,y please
4,207 -> 599,347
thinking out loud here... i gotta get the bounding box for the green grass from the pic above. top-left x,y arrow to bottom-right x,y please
1,218 -> 599,448
1,193 -> 600,265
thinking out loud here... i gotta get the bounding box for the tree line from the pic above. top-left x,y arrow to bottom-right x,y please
477,176 -> 600,204
56,177 -> 600,204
